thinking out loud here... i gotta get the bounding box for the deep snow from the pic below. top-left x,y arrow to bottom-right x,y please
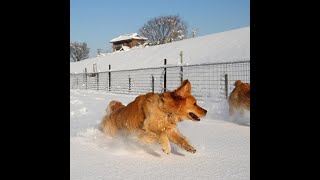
70,89 -> 250,180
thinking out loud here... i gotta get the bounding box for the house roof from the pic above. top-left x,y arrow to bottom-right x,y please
110,33 -> 148,43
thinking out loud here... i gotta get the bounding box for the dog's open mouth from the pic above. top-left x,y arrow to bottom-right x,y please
189,112 -> 200,121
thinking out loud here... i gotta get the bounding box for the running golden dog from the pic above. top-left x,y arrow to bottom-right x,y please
100,80 -> 207,154
228,80 -> 250,115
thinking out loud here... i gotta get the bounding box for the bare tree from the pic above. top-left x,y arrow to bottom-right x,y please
97,49 -> 103,55
138,15 -> 188,45
70,42 -> 90,62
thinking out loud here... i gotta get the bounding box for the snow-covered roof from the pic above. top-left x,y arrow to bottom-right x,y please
110,33 -> 148,43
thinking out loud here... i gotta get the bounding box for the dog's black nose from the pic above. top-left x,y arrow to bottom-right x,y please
204,109 -> 207,114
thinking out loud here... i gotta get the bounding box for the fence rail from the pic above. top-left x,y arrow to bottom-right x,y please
70,60 -> 250,102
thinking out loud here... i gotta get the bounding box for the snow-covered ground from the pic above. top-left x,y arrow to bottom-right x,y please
70,89 -> 250,180
70,27 -> 250,73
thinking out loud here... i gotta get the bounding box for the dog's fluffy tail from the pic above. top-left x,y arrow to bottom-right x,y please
105,100 -> 125,116
100,100 -> 125,134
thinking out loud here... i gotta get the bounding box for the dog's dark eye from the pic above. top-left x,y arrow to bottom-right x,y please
194,102 -> 197,106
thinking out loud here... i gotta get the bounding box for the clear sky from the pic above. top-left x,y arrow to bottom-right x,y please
71,0 -> 250,58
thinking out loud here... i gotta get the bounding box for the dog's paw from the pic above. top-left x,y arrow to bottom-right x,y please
162,148 -> 171,155
184,145 -> 196,153
187,148 -> 196,153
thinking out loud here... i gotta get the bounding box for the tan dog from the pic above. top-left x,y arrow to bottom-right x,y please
228,80 -> 250,115
100,80 -> 207,154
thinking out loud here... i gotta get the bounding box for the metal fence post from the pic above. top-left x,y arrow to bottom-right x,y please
84,68 -> 87,90
151,75 -> 154,93
128,76 -> 131,92
225,74 -> 228,99
96,73 -> 99,90
108,65 -> 111,92
164,59 -> 167,92
180,51 -> 183,84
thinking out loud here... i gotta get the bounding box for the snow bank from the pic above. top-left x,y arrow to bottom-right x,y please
70,27 -> 250,73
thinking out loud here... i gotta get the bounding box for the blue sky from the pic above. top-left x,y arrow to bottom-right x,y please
71,0 -> 250,58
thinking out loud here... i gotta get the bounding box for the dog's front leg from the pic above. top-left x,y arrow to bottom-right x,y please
158,132 -> 171,154
167,129 -> 196,153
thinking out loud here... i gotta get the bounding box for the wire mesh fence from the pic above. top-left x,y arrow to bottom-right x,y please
70,60 -> 250,102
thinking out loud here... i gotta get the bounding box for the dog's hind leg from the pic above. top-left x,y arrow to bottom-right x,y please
167,129 -> 196,153
229,106 -> 235,116
240,107 -> 245,115
101,116 -> 118,137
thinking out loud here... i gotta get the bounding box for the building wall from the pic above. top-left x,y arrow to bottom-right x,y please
112,39 -> 146,51
130,39 -> 146,47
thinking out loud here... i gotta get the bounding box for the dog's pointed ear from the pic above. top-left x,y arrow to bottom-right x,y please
174,80 -> 191,98
234,80 -> 242,86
